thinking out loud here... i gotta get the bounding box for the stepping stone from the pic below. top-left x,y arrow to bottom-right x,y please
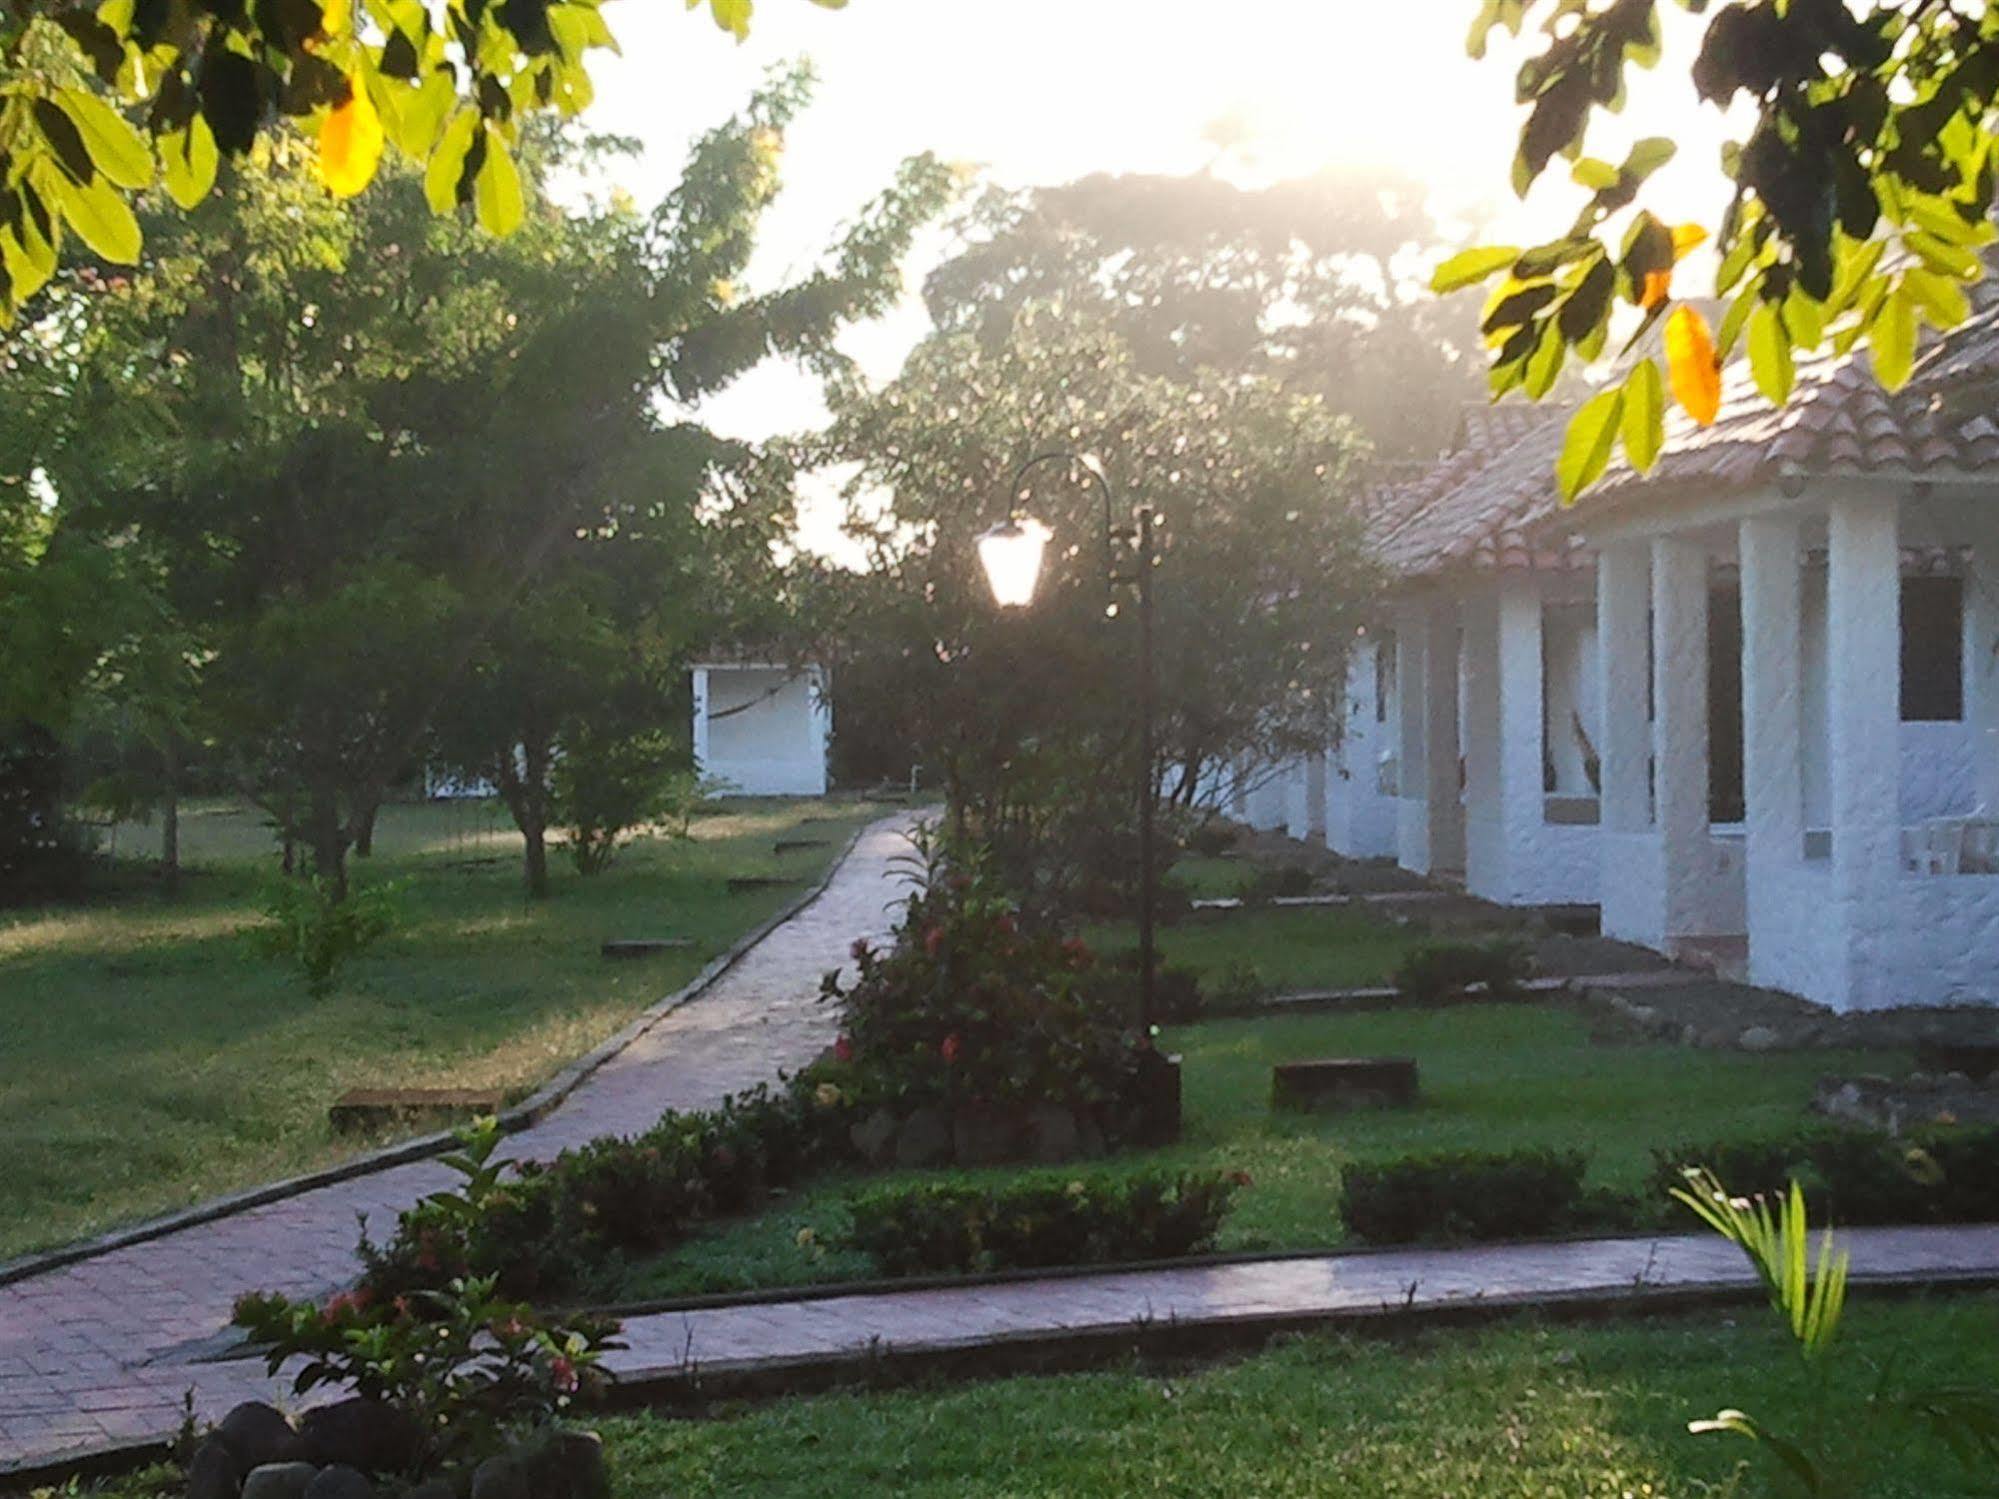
773,838 -> 832,854
329,1087 -> 505,1134
600,938 -> 694,959
727,875 -> 804,894
1271,1057 -> 1419,1113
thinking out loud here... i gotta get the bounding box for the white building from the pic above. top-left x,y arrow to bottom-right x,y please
691,659 -> 832,797
1326,319 -> 1999,1012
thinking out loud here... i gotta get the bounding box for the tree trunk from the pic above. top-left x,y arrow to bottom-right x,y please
160,738 -> 181,896
498,731 -> 553,900
353,797 -> 379,858
307,786 -> 349,901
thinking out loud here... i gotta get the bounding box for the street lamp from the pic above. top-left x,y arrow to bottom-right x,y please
979,452 -> 1177,1143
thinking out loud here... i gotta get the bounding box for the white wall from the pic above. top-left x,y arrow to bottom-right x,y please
696,665 -> 830,797
1327,634 -> 1400,857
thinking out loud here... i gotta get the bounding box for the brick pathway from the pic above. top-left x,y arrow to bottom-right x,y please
0,812 -> 921,1472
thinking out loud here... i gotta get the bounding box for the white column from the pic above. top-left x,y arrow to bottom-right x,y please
1827,496 -> 1902,1008
1305,750 -> 1328,841
1653,536 -> 1711,939
1497,574 -> 1547,893
1739,514 -> 1805,990
1461,589 -> 1503,896
1597,544 -> 1652,832
1969,519 -> 1999,816
691,666 -> 711,777
1395,601 -> 1429,870
1422,601 -> 1464,874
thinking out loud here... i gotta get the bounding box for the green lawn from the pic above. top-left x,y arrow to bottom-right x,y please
57,1297 -> 1999,1498
1088,904 -> 1422,995
608,1003 -> 1905,1301
0,795 -> 889,1260
597,1297 -> 1999,1497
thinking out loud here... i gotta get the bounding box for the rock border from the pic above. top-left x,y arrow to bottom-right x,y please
0,817 -> 880,1291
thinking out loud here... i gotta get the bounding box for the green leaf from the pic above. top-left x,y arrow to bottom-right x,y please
1871,285 -> 1918,390
1717,283 -> 1757,359
1570,157 -> 1619,191
1747,303 -> 1795,404
1620,136 -> 1676,182
1525,319 -> 1564,398
473,125 -> 524,236
51,168 -> 141,263
1620,359 -> 1664,471
1904,266 -> 1971,328
53,88 -> 153,189
1556,385 -> 1625,503
1431,245 -> 1519,295
423,108 -> 480,212
158,115 -> 218,210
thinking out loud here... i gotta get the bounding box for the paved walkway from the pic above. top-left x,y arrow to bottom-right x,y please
0,813 -> 920,1472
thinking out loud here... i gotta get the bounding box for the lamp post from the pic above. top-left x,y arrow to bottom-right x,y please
977,454 -> 1174,1138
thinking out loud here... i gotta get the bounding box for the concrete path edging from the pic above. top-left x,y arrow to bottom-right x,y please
0,820 -> 873,1291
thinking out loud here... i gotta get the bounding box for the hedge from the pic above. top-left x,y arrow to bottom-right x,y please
843,1170 -> 1243,1276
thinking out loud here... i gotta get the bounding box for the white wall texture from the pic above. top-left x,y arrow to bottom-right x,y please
1327,636 -> 1400,858
697,666 -> 829,797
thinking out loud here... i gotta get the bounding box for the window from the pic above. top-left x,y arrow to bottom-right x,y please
1902,576 -> 1964,722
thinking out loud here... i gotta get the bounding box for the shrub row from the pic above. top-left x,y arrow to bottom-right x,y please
360,1080 -> 857,1302
1390,939 -> 1533,1005
1340,1126 -> 1999,1245
843,1170 -> 1244,1276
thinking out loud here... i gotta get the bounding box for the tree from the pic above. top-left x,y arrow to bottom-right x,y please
7,72 -> 949,900
812,311 -> 1379,912
925,168 -> 1482,461
1444,0 -> 1999,498
0,0 -> 846,323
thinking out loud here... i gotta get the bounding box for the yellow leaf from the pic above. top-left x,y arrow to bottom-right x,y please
1664,304 -> 1721,426
317,83 -> 384,199
1671,222 -> 1708,261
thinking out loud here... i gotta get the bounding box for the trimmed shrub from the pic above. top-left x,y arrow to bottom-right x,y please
1391,939 -> 1533,1004
1093,947 -> 1207,1024
1339,1148 -> 1621,1244
1182,819 -> 1240,858
1649,1125 -> 1999,1227
1240,863 -> 1316,903
842,1170 -> 1244,1276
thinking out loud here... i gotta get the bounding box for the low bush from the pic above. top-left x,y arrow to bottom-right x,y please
257,876 -> 404,997
1240,863 -> 1317,903
360,1086 -> 857,1303
1340,1148 -> 1628,1244
1647,1125 -> 1999,1227
1182,818 -> 1240,858
1092,947 -> 1207,1024
1391,939 -> 1532,1004
842,1169 -> 1245,1276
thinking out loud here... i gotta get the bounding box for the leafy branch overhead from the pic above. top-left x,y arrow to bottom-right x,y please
1440,0 -> 1999,502
0,0 -> 847,320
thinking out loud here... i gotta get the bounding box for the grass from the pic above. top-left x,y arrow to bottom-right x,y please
1087,904 -> 1421,995
59,1297 -> 1999,1496
0,795 -> 890,1260
607,1002 -> 1906,1301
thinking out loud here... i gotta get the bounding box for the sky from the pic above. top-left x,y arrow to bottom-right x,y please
578,0 -> 1740,552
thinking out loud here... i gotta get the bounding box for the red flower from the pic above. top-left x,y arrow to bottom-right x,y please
950,874 -> 973,893
940,1032 -> 962,1065
834,1035 -> 855,1064
320,1287 -> 372,1323
550,1355 -> 579,1394
1229,1170 -> 1254,1189
1061,936 -> 1094,969
995,914 -> 1017,937
923,925 -> 945,959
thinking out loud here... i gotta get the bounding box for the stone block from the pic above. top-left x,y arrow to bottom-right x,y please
893,1106 -> 951,1167
599,938 -> 693,959
849,1107 -> 896,1167
298,1397 -> 423,1474
217,1402 -> 303,1471
1025,1104 -> 1079,1163
952,1106 -> 1017,1166
241,1465 -> 318,1499
1271,1057 -> 1418,1113
185,1435 -> 242,1499
303,1466 -> 375,1499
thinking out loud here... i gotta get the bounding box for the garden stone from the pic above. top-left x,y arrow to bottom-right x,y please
399,1484 -> 454,1499
469,1456 -> 529,1499
1737,1025 -> 1782,1052
893,1106 -> 951,1168
304,1466 -> 375,1499
1026,1104 -> 1079,1163
299,1398 -> 422,1473
185,1434 -> 243,1499
218,1402 -> 304,1470
952,1105 -> 1016,1166
241,1464 -> 318,1499
516,1429 -> 609,1499
849,1107 -> 896,1167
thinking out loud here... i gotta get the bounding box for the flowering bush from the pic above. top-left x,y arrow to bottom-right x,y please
817,831 -> 1143,1118
841,1169 -> 1245,1276
231,1276 -> 618,1475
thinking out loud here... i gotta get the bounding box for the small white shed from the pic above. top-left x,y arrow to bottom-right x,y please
691,660 -> 831,797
